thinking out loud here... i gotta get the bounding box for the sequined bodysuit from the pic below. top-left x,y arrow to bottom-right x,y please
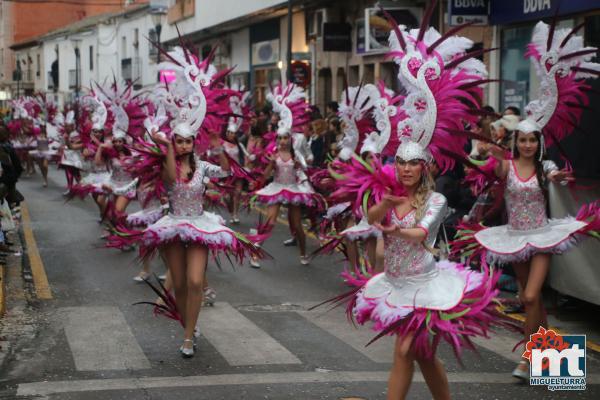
383,192 -> 447,284
273,157 -> 297,185
505,160 -> 556,231
169,157 -> 228,217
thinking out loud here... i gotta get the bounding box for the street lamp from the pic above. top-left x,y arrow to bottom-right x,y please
71,38 -> 82,120
151,11 -> 165,82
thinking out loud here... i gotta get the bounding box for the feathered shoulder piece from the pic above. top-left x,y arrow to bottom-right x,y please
330,155 -> 406,220
384,1 -> 491,172
524,20 -> 599,146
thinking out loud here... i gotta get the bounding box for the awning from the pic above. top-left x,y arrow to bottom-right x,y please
491,0 -> 600,25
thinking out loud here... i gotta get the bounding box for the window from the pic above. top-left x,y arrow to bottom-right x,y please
134,28 -> 139,48
89,45 -> 93,70
122,36 -> 127,58
36,54 -> 40,77
148,29 -> 158,58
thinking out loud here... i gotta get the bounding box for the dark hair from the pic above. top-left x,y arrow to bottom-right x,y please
482,105 -> 496,114
326,101 -> 339,112
276,134 -> 295,159
504,106 -> 521,116
512,129 -> 547,203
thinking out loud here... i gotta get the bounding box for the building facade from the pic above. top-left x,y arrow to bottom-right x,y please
10,5 -> 163,107
0,0 -> 135,107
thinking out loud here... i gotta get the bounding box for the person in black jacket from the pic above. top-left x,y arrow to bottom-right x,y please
0,124 -> 24,207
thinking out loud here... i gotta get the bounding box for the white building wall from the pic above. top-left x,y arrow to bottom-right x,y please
162,0 -> 284,42
231,28 -> 250,73
117,13 -> 160,87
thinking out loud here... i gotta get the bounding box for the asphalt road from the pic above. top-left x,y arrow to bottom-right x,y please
1,167 -> 599,399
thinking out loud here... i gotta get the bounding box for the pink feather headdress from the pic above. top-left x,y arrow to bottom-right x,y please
385,8 -> 491,172
523,21 -> 599,151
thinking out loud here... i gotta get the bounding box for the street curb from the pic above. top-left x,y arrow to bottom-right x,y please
0,264 -> 4,317
499,306 -> 600,355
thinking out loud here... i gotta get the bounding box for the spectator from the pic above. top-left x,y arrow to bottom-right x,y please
324,118 -> 341,162
490,114 -> 520,148
267,113 -> 280,133
309,119 -> 327,167
0,124 -> 24,208
503,106 -> 521,116
325,101 -> 338,121
309,105 -> 322,120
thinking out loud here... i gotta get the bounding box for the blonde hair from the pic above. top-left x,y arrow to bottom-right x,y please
411,167 -> 435,221
411,167 -> 437,254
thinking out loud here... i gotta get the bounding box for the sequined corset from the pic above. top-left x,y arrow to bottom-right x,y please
168,166 -> 205,217
384,210 -> 435,281
505,161 -> 547,231
138,188 -> 160,210
111,158 -> 132,184
224,142 -> 239,159
274,157 -> 297,185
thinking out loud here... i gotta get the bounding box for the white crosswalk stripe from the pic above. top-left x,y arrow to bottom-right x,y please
297,306 -> 394,363
199,303 -> 301,366
62,306 -> 151,371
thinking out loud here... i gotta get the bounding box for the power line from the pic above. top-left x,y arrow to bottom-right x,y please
4,0 -> 132,6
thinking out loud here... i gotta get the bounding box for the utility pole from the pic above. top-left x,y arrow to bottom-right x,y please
286,0 -> 293,83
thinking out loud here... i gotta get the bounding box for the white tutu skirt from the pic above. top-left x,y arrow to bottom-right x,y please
81,172 -> 111,193
254,182 -> 320,207
341,219 -> 381,241
352,260 -> 501,358
474,217 -> 586,264
127,205 -> 167,227
140,211 -> 259,260
324,202 -> 352,220
104,178 -> 138,199
60,150 -> 86,169
29,149 -> 59,160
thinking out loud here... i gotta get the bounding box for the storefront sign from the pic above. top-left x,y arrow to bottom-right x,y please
364,7 -> 421,54
491,0 -> 599,25
448,0 -> 489,26
159,69 -> 176,84
323,23 -> 352,52
502,80 -> 528,113
290,61 -> 311,88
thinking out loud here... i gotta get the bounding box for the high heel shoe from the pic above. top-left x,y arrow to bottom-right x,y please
512,360 -> 529,381
179,339 -> 195,358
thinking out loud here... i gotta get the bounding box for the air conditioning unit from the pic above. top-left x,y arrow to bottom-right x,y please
308,8 -> 327,38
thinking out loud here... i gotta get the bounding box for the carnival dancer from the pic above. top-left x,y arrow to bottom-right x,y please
327,6 -> 515,399
58,111 -> 87,194
328,82 -> 402,270
68,94 -> 112,220
222,87 -> 251,224
28,120 -> 59,187
452,20 -> 600,380
96,104 -> 138,225
118,45 -> 263,357
250,83 -> 323,268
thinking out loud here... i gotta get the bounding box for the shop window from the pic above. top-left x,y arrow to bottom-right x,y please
500,25 -> 533,114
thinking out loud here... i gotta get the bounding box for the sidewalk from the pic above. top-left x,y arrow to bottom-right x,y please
0,203 -> 44,371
